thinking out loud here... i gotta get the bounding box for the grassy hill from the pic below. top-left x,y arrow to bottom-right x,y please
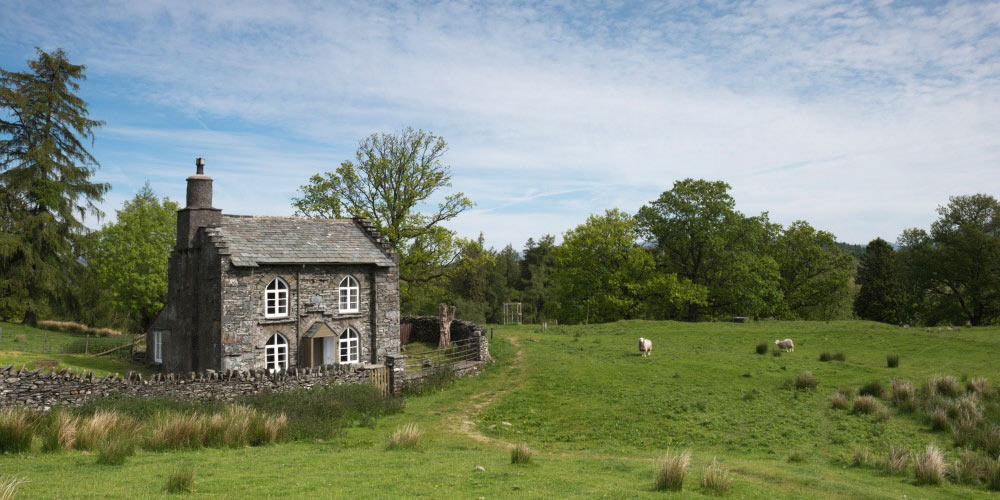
0,321 -> 146,377
1,320 -> 999,498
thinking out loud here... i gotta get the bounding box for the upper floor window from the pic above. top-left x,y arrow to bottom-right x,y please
339,327 -> 359,363
265,277 -> 289,318
265,333 -> 288,372
339,276 -> 359,313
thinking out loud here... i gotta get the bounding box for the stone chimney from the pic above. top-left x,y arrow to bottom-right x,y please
176,158 -> 222,249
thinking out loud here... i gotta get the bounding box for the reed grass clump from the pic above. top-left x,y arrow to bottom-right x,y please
95,436 -> 135,466
950,451 -> 984,485
852,395 -> 883,415
75,410 -> 137,451
793,372 -> 818,390
41,411 -> 77,452
700,458 -> 731,496
927,375 -> 963,398
914,445 -> 946,485
819,351 -> 833,362
928,407 -> 950,432
0,476 -> 27,500
858,380 -> 886,399
884,446 -> 909,475
830,392 -> 851,410
654,449 -> 691,491
886,354 -> 899,368
755,342 -> 768,355
387,423 -> 422,450
852,447 -> 873,467
510,442 -> 533,465
0,408 -> 36,454
165,468 -> 195,494
889,379 -> 916,411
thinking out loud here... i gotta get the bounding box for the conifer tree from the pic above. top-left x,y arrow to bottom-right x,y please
853,238 -> 902,324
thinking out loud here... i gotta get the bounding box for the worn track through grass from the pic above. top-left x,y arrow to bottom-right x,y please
447,336 -> 524,449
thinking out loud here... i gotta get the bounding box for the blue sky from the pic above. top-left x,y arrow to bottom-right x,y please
2,0 -> 998,249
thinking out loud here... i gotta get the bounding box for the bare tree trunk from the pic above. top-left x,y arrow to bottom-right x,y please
438,303 -> 455,348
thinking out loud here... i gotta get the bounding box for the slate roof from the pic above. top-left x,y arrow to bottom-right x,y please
214,215 -> 394,268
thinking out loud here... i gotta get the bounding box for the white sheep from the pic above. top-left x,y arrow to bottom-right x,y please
774,338 -> 795,352
638,337 -> 652,357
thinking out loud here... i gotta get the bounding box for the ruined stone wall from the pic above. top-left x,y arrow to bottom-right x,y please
401,316 -> 488,343
0,364 -> 374,411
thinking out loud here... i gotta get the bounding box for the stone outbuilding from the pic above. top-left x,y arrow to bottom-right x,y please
147,159 -> 400,373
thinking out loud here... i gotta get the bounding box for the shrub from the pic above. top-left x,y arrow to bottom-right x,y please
927,375 -> 962,398
886,354 -> 899,368
967,377 -> 994,398
701,458 -> 731,496
510,442 -> 532,465
928,408 -> 950,432
914,445 -> 946,485
387,423 -> 422,450
165,468 -> 195,494
0,476 -> 27,500
0,408 -> 37,454
889,379 -> 915,411
852,396 -> 883,415
654,449 -> 691,491
852,447 -> 873,467
858,380 -> 886,399
884,446 -> 909,475
95,437 -> 135,466
819,351 -> 833,362
755,342 -> 768,355
793,372 -> 818,390
41,411 -> 77,452
830,393 -> 851,410
950,451 -> 984,485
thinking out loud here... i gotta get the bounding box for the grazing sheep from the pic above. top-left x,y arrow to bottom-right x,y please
774,339 -> 795,352
639,337 -> 653,357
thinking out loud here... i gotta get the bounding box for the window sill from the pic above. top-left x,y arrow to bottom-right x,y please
259,317 -> 296,325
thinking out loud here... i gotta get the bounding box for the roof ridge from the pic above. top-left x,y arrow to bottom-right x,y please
222,214 -> 353,222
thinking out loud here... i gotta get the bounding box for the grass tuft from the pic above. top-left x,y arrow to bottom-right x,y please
755,342 -> 768,355
387,423 -> 422,450
986,456 -> 1000,491
928,407 -> 950,432
95,436 -> 135,466
819,351 -> 833,362
884,445 -> 909,475
914,444 -> 946,485
852,395 -> 883,415
41,411 -> 77,452
0,408 -> 36,454
701,458 -> 731,496
0,476 -> 27,500
830,392 -> 851,410
654,449 -> 691,491
75,410 -> 137,451
886,354 -> 899,368
950,451 -> 984,485
858,380 -> 886,399
165,468 -> 195,494
967,377 -> 994,398
927,374 -> 963,398
787,451 -> 807,463
852,447 -> 874,467
832,352 -> 846,361
889,379 -> 916,411
792,372 -> 818,390
510,442 -> 533,465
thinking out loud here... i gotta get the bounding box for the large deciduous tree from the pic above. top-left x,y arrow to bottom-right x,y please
89,184 -> 178,331
771,221 -> 854,319
0,48 -> 108,325
897,194 -> 1000,326
293,128 -> 473,313
853,238 -> 903,324
635,179 -> 781,320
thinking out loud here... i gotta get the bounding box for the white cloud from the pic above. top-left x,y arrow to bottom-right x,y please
2,0 -> 998,248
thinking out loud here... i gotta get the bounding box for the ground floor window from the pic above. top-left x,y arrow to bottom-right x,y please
265,333 -> 288,372
339,328 -> 359,363
153,331 -> 163,363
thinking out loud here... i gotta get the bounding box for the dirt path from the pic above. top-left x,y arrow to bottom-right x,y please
445,336 -> 524,449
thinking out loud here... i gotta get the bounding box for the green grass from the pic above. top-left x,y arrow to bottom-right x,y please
0,321 -> 132,355
0,351 -> 148,377
1,320 -> 999,498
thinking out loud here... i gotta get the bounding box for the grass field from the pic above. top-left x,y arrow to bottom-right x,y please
0,321 -> 144,377
1,320 -> 999,498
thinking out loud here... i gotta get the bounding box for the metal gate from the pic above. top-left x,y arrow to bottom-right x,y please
370,366 -> 389,396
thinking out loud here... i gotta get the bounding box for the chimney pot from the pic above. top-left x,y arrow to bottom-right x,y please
196,157 -> 205,175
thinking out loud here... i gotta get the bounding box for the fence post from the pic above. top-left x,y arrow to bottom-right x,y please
42,331 -> 47,353
85,334 -> 89,355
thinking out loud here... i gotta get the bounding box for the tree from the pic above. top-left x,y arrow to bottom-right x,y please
292,128 -> 474,313
89,184 -> 178,331
771,221 -> 854,319
521,235 -> 557,322
0,48 -> 108,324
854,238 -> 903,324
635,179 -> 781,320
897,194 -> 1000,326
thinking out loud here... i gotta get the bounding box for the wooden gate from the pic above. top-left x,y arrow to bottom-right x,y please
370,366 -> 389,396
399,322 -> 413,344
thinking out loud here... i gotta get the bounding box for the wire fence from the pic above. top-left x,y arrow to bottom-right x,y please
405,337 -> 480,379
0,324 -> 137,359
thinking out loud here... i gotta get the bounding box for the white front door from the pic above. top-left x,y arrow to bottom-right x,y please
323,337 -> 336,365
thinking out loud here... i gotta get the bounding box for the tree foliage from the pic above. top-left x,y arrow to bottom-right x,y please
89,184 -> 178,330
854,238 -> 903,324
0,48 -> 107,324
771,221 -> 854,319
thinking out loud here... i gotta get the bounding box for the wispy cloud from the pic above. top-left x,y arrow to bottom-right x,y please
1,0 -> 998,247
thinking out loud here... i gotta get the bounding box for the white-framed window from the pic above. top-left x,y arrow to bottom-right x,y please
265,277 -> 289,318
265,333 -> 288,372
339,327 -> 359,364
153,331 -> 163,364
339,276 -> 359,313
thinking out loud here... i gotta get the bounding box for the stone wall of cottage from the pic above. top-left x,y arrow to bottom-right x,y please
220,263 -> 399,372
0,364 -> 374,411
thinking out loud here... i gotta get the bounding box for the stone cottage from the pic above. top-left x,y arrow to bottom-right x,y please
147,159 -> 400,373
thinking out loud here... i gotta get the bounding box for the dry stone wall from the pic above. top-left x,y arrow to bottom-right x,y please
0,363 -> 373,411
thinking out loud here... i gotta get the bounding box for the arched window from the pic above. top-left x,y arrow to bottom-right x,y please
265,333 -> 288,372
339,328 -> 359,364
339,276 -> 359,313
265,278 -> 289,318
